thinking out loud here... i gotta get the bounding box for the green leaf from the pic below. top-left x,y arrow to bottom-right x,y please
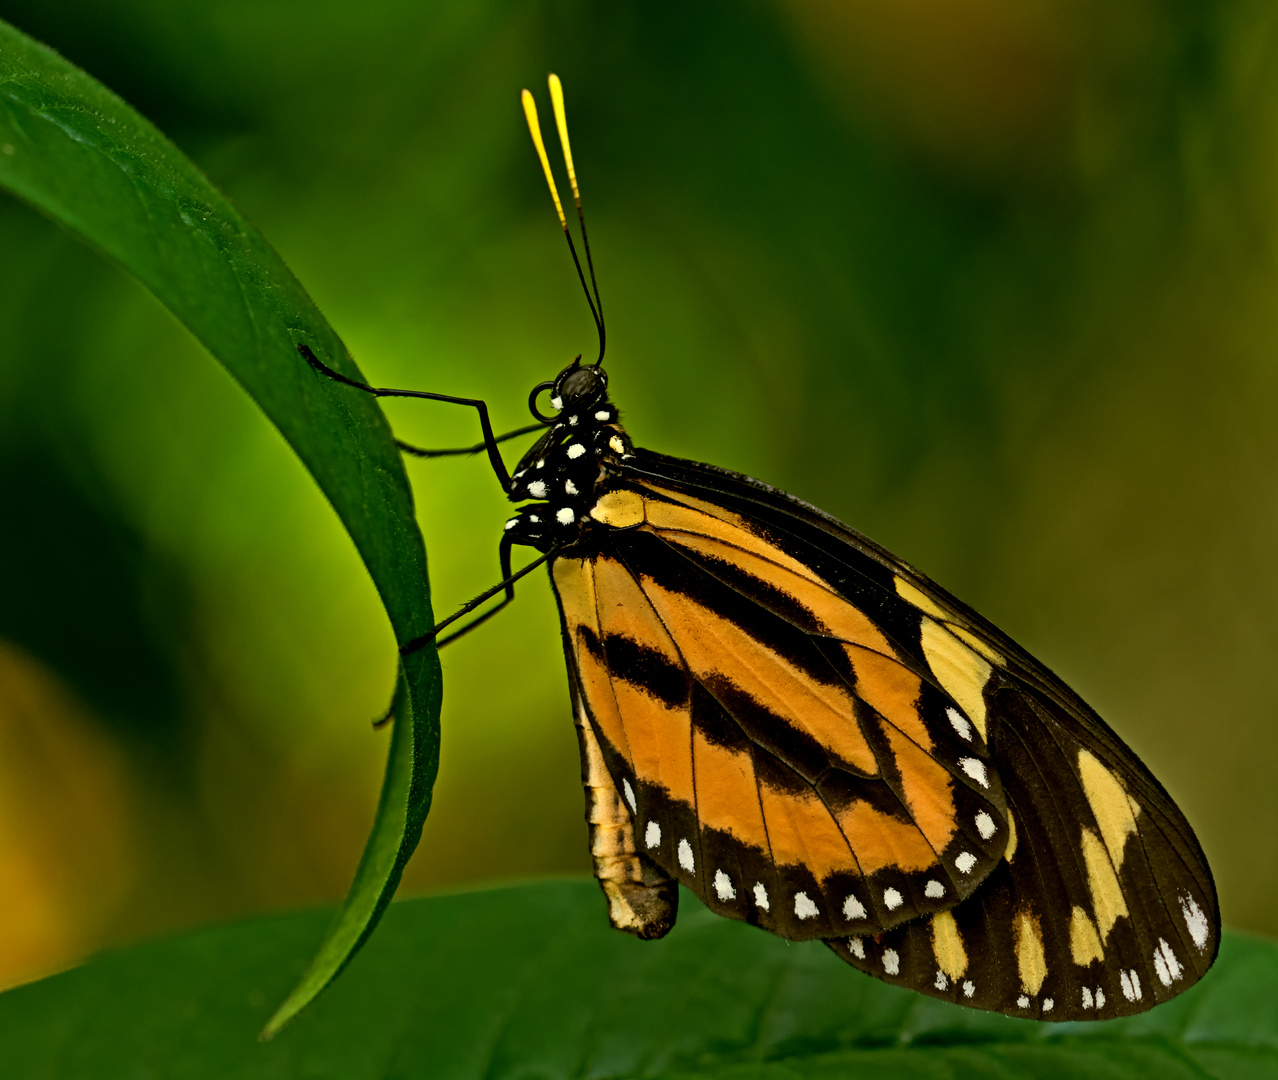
1,880 -> 1274,1077
0,19 -> 442,1033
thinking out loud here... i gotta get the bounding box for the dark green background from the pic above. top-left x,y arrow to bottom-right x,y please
0,0 -> 1274,986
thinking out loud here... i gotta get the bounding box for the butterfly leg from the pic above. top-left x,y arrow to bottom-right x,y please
298,343 -> 531,488
400,535 -> 556,653
395,424 -> 543,460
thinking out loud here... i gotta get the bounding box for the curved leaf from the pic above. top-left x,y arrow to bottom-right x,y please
0,18 -> 442,1032
0,881 -> 1274,1077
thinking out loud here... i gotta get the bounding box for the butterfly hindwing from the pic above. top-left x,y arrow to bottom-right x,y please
827,673 -> 1216,1018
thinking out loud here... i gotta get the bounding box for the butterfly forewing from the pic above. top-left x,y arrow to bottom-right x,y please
551,484 -> 1012,942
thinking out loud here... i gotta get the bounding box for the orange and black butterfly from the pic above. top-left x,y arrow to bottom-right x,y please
299,75 -> 1218,1020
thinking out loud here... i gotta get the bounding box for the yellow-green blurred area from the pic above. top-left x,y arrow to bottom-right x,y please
0,0 -> 1276,991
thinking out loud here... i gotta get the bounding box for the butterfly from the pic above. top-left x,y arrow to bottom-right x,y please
298,74 -> 1219,1021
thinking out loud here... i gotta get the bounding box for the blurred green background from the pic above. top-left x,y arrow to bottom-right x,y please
0,0 -> 1275,990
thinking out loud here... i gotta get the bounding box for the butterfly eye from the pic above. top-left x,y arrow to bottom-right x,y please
557,363 -> 608,408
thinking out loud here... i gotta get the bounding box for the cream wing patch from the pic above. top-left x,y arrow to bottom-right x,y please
918,616 -> 992,742
1015,910 -> 1047,996
1077,748 -> 1139,869
1080,826 -> 1129,940
1069,905 -> 1104,966
931,910 -> 968,980
894,577 -> 948,620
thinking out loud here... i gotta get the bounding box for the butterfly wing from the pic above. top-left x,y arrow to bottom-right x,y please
552,475 -> 1012,944
584,448 -> 1217,1019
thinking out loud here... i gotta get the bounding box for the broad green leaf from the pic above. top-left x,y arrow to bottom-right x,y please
0,19 -> 442,1033
0,880 -> 1273,1078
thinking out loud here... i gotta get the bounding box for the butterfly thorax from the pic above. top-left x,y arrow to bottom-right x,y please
503,364 -> 634,553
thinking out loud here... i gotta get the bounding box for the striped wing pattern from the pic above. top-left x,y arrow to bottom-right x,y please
551,450 -> 1218,1020
553,484 -> 1010,941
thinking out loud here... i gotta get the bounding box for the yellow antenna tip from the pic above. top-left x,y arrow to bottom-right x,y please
546,73 -> 580,203
521,85 -> 568,229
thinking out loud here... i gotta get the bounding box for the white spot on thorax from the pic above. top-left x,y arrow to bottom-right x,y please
564,479 -> 578,495
550,395 -> 563,410
567,443 -> 586,459
962,980 -> 975,998
883,887 -> 903,911
924,880 -> 945,899
753,882 -> 770,911
622,779 -> 636,813
677,839 -> 695,873
842,894 -> 866,920
1180,893 -> 1210,949
955,851 -> 977,874
959,757 -> 989,788
947,707 -> 972,740
934,971 -> 948,990
794,892 -> 819,920
504,519 -> 516,531
975,811 -> 996,840
568,415 -> 578,426
883,949 -> 900,975
536,459 -> 545,468
556,507 -> 575,525
594,410 -> 611,421
527,480 -> 548,498
848,937 -> 865,959
645,820 -> 661,848
713,870 -> 736,901
609,435 -> 626,454
529,514 -> 540,523
1016,995 -> 1030,1008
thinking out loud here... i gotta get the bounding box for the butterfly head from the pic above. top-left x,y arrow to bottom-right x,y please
527,355 -> 608,423
554,356 -> 608,411
505,358 -> 631,549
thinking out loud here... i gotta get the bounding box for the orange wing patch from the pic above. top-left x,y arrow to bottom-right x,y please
691,727 -> 768,850
553,558 -> 634,772
844,645 -> 929,749
591,558 -> 696,808
756,781 -> 858,883
637,574 -> 879,778
835,798 -> 938,876
879,720 -> 957,852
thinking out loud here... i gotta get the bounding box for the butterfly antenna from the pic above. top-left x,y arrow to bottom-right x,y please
548,74 -> 605,367
522,82 -> 606,367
